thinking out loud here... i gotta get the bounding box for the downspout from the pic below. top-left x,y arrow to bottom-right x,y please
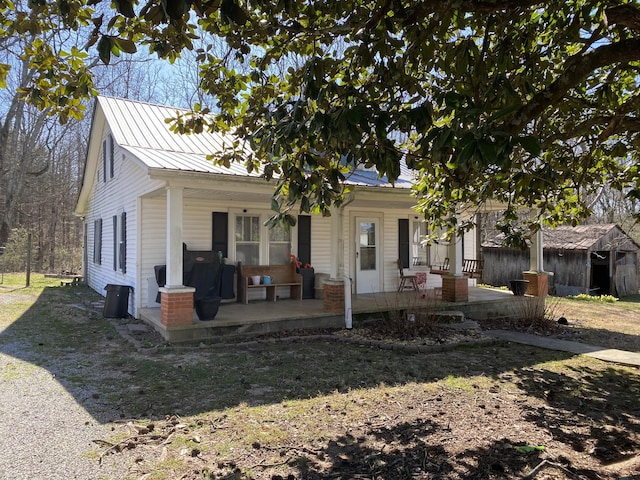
338,193 -> 356,329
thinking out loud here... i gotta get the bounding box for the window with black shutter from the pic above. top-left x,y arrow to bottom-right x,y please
109,135 -> 115,178
297,215 -> 311,265
94,219 -> 102,264
398,218 -> 410,268
120,212 -> 126,273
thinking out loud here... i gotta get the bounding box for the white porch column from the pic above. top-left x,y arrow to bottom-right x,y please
447,232 -> 464,276
165,185 -> 185,288
529,227 -> 544,273
442,229 -> 468,302
329,205 -> 343,279
523,224 -> 549,297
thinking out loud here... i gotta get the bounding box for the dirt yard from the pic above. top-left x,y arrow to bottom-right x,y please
0,278 -> 638,480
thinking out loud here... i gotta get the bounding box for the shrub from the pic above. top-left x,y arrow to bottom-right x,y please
569,294 -> 618,303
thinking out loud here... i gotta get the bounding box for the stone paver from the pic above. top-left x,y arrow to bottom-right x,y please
487,330 -> 640,367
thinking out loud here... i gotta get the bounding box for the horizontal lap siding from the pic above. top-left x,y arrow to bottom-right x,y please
140,198 -> 219,307
140,196 -> 166,308
86,129 -> 157,315
382,213 -> 401,292
310,216 -> 332,276
183,199 -> 216,250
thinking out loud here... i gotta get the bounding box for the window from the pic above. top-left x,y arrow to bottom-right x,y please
119,212 -> 126,273
93,218 -> 102,264
113,215 -> 118,270
411,220 -> 429,266
102,140 -> 107,183
233,213 -> 294,265
102,135 -> 114,182
109,135 -> 115,179
235,215 -> 260,265
269,223 -> 291,265
112,212 -> 126,273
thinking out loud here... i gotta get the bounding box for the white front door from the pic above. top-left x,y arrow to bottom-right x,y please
355,217 -> 381,293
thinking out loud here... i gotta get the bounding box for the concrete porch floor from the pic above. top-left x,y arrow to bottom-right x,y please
139,286 -> 528,343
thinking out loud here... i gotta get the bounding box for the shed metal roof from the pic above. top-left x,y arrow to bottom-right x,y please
97,95 -> 414,187
483,224 -> 640,252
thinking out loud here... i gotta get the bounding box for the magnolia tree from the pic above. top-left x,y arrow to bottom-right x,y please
3,0 -> 640,242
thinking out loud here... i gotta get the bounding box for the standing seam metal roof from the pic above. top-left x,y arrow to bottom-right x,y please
97,95 -> 414,187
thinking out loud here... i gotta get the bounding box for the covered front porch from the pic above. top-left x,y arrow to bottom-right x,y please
144,178 -> 550,336
140,285 -> 533,343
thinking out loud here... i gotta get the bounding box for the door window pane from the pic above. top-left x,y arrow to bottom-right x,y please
359,222 -> 376,270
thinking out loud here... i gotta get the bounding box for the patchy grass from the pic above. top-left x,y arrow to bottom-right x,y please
1,276 -> 639,479
549,295 -> 640,352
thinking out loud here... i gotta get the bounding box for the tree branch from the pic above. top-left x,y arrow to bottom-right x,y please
605,4 -> 640,33
507,38 -> 640,133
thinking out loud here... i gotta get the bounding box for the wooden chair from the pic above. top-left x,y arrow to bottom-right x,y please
397,259 -> 419,292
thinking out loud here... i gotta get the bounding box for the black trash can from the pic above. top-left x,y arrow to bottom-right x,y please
103,284 -> 132,318
299,267 -> 315,299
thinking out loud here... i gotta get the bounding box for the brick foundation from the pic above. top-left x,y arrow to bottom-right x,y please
441,275 -> 469,302
323,279 -> 345,313
523,272 -> 549,297
160,288 -> 195,327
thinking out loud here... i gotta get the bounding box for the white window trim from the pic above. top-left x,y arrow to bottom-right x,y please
410,217 -> 429,268
113,208 -> 126,274
229,209 -> 298,265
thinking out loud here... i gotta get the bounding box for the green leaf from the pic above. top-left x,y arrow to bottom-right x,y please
0,63 -> 10,89
515,445 -> 545,454
97,36 -> 112,64
112,37 -> 137,54
517,136 -> 541,157
113,0 -> 135,18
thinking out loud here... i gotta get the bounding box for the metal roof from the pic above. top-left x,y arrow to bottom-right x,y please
97,96 -> 414,187
98,96 -> 254,177
483,224 -> 640,251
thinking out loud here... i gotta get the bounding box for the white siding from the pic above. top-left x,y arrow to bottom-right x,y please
85,128 -> 158,315
139,196 -> 167,308
310,215 -> 332,276
183,199 -> 216,250
382,212 -> 401,292
463,229 -> 477,259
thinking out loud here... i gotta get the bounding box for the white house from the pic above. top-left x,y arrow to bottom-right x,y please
74,96 -> 482,327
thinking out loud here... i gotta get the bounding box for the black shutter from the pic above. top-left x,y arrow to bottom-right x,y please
398,218 -> 410,268
94,218 -> 102,265
120,212 -> 127,273
212,212 -> 228,257
113,215 -> 118,271
109,135 -> 115,178
297,215 -> 311,265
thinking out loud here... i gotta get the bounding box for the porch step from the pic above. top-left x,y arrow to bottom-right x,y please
433,310 -> 465,324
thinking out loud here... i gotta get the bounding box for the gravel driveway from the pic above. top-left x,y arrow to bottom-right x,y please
0,291 -> 132,480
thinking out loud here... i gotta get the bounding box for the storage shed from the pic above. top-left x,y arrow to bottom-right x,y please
482,224 -> 639,297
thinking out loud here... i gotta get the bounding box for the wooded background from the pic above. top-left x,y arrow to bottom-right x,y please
0,45 -> 202,273
2,32 -> 640,275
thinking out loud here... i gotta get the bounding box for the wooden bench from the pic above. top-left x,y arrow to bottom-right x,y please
429,258 -> 450,276
462,259 -> 483,279
429,258 -> 483,279
239,263 -> 302,304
